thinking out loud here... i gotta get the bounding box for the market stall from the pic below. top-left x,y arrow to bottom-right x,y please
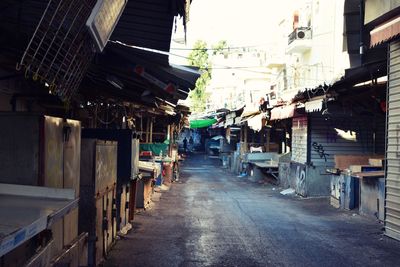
0,184 -> 80,266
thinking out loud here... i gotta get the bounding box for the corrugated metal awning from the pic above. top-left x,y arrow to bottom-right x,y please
305,98 -> 324,113
370,15 -> 400,47
270,104 -> 296,120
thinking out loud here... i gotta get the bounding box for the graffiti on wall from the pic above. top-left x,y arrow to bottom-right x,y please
291,162 -> 307,196
312,142 -> 329,162
279,162 -> 291,188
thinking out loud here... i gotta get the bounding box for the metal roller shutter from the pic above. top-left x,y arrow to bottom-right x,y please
386,40 -> 400,241
309,113 -> 376,168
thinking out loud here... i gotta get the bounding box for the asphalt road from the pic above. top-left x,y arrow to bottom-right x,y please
104,154 -> 400,267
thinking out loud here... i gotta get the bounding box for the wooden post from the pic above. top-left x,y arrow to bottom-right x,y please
145,118 -> 150,143
149,118 -> 153,143
167,124 -> 171,156
260,126 -> 265,145
244,126 -> 248,153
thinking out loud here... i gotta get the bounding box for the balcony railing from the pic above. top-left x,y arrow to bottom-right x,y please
288,27 -> 312,45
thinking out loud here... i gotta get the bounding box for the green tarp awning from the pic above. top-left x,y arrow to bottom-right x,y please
190,118 -> 217,129
140,142 -> 169,156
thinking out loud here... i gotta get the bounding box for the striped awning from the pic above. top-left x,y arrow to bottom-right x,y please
305,98 -> 324,113
270,104 -> 296,120
370,15 -> 400,47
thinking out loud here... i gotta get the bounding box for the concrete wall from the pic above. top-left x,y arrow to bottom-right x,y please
305,165 -> 330,197
359,177 -> 385,221
279,162 -> 330,197
279,162 -> 292,188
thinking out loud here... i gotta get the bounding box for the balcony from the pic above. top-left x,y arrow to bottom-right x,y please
286,27 -> 312,54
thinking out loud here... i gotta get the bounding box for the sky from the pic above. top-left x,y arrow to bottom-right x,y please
170,0 -> 290,65
187,0 -> 289,46
170,0 -> 290,64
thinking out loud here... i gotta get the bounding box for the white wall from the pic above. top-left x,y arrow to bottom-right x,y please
274,0 -> 350,102
206,50 -> 272,111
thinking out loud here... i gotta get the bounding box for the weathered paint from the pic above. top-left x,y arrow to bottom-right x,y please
305,166 -> 331,197
279,162 -> 292,188
360,176 -> 385,219
290,162 -> 307,196
330,175 -> 341,208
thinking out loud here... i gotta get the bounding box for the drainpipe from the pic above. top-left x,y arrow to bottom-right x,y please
360,0 -> 365,64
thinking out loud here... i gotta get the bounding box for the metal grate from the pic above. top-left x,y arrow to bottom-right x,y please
17,0 -> 97,101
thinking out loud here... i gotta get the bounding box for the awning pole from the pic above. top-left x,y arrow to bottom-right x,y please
145,118 -> 150,143
244,126 -> 248,153
266,128 -> 271,152
149,118 -> 153,143
167,124 -> 171,156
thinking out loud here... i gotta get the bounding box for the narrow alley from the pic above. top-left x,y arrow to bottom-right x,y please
104,154 -> 400,267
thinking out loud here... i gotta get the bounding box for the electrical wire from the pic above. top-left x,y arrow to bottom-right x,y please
110,40 -> 339,83
169,43 -> 277,51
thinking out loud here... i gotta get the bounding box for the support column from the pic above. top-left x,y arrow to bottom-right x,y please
145,118 -> 150,143
244,126 -> 248,153
149,118 -> 153,143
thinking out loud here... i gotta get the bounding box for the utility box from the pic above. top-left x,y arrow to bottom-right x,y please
79,139 -> 117,267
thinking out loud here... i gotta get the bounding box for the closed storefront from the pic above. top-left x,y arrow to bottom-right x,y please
289,105 -> 385,197
309,113 -> 378,168
385,40 -> 400,241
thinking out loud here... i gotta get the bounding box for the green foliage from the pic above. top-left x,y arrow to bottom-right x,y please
188,40 -> 228,113
212,40 -> 228,56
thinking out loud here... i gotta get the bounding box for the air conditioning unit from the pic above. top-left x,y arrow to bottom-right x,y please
296,28 -> 312,39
